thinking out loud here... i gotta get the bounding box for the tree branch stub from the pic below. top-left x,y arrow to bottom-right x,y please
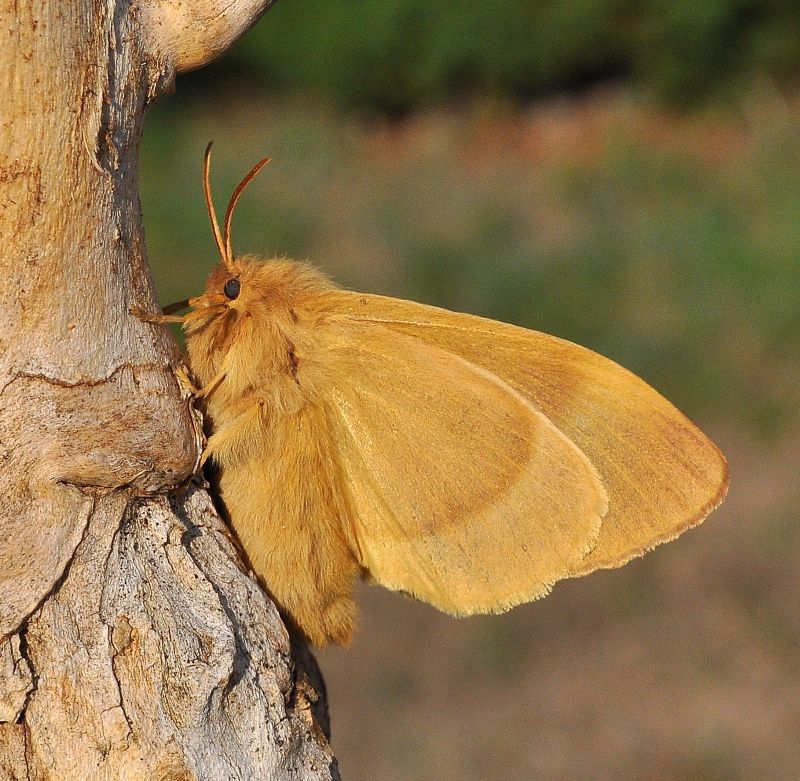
143,0 -> 278,76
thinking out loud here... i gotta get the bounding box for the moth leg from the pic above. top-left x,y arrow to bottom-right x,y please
195,370 -> 226,400
130,306 -> 187,325
200,397 -> 265,467
174,365 -> 200,397
173,365 -> 225,400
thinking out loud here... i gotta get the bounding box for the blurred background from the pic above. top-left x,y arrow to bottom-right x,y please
140,2 -> 800,779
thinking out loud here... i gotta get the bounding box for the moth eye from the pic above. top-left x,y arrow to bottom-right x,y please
224,278 -> 241,300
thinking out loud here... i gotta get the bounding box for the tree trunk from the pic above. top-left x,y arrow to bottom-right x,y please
0,1 -> 337,777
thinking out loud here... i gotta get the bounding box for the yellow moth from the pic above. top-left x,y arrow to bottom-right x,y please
139,145 -> 728,647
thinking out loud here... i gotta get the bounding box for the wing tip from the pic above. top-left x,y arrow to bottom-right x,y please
573,440 -> 730,576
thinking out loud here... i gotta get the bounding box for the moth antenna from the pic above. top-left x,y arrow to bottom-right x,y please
203,142 -> 230,270
223,156 -> 271,266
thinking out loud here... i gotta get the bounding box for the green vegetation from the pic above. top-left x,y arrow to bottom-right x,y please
219,0 -> 800,111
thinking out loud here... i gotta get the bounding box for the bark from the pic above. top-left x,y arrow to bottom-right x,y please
0,1 -> 337,778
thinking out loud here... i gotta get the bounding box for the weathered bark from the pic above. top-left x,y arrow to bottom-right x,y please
0,1 -> 337,777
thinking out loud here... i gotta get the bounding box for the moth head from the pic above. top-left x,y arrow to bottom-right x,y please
189,146 -> 328,316
170,145 -> 328,385
175,144 -> 271,330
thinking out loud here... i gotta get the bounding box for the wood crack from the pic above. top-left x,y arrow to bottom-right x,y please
1,361 -> 173,394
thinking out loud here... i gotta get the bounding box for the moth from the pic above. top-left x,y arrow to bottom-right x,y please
138,144 -> 729,647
